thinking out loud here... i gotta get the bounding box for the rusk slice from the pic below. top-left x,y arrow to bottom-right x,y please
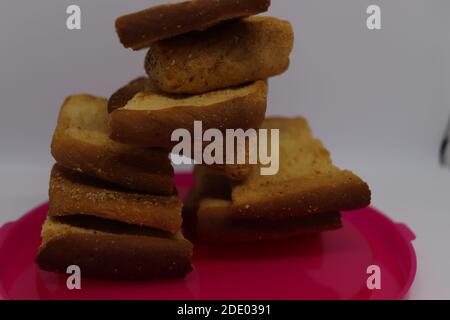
145,16 -> 293,94
51,94 -> 174,195
116,0 -> 271,50
107,77 -> 159,113
232,118 -> 371,219
109,79 -> 267,149
36,216 -> 193,281
49,165 -> 182,234
183,166 -> 342,242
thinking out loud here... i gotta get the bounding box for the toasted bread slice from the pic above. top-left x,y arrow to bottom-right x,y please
145,16 -> 293,94
49,165 -> 182,234
231,118 -> 371,219
51,94 -> 174,195
209,163 -> 252,181
183,166 -> 342,242
36,216 -> 193,281
116,0 -> 271,50
109,80 -> 267,149
107,77 -> 160,113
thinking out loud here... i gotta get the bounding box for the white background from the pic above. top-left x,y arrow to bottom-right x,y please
1,0 -> 450,299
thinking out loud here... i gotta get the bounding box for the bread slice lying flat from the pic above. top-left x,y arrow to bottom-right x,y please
116,0 -> 271,50
231,117 -> 371,219
51,94 -> 174,195
36,216 -> 193,281
109,79 -> 267,149
145,16 -> 293,94
49,165 -> 182,234
183,166 -> 342,243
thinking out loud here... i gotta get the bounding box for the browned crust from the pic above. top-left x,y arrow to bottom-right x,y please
109,81 -> 268,149
36,218 -> 193,281
107,77 -> 159,113
49,165 -> 183,234
233,172 -> 372,220
192,160 -> 371,221
52,95 -> 174,195
195,207 -> 342,243
116,0 -> 271,50
182,168 -> 342,243
208,163 -> 252,181
145,16 -> 293,94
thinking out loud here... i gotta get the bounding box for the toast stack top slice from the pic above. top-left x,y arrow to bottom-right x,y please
116,0 -> 271,50
231,117 -> 371,219
49,165 -> 182,234
51,94 -> 174,195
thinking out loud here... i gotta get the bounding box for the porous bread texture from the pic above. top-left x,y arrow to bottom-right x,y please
145,16 -> 294,94
182,166 -> 342,242
51,95 -> 174,195
108,77 -> 160,113
37,216 -> 193,281
108,77 -> 260,180
109,80 -> 267,149
232,117 -> 372,219
116,0 -> 271,50
49,165 -> 182,234
209,163 -> 252,181
124,82 -> 257,111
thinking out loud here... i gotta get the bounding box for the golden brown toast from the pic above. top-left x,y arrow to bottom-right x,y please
231,117 -> 371,219
109,79 -> 267,149
49,165 -> 182,234
183,166 -> 342,242
51,94 -> 174,195
145,16 -> 293,94
107,77 -> 160,113
116,0 -> 271,50
36,215 -> 193,281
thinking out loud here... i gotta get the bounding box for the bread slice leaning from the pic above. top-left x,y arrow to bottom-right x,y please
231,117 -> 372,219
109,79 -> 268,149
183,166 -> 342,243
115,0 -> 271,50
51,94 -> 174,195
49,165 -> 182,234
36,216 -> 193,281
145,16 -> 293,94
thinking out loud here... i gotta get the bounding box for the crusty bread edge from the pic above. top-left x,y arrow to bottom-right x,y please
109,81 -> 268,149
48,165 -> 183,234
183,184 -> 342,243
232,171 -> 372,220
51,95 -> 175,195
116,0 -> 271,50
36,221 -> 193,281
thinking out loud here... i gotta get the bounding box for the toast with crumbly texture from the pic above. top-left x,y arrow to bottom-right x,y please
108,77 -> 160,113
36,216 -> 193,281
51,94 -> 174,195
109,77 -> 256,180
116,0 -> 271,50
49,165 -> 182,234
209,163 -> 252,181
145,16 -> 293,94
109,80 -> 267,149
183,166 -> 342,242
232,117 -> 372,219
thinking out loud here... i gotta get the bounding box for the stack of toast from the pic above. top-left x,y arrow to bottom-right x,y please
37,96 -> 193,280
36,0 -> 371,281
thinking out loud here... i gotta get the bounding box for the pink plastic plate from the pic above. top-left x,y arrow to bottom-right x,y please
0,174 -> 416,300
